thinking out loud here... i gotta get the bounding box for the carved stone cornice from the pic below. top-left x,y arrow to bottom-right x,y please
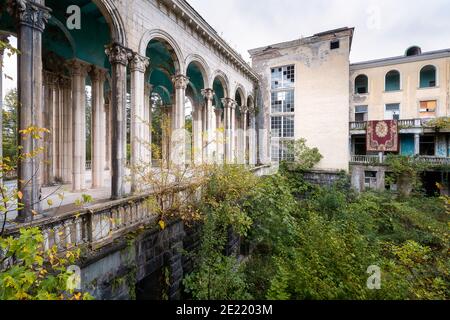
7,0 -> 51,32
89,67 -> 107,83
221,97 -> 235,109
66,59 -> 91,78
105,43 -> 131,66
129,53 -> 149,73
201,88 -> 214,102
171,74 -> 189,90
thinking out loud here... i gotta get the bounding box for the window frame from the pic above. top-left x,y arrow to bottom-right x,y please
385,103 -> 401,120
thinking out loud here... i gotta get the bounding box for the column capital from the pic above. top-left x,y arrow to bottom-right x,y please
66,59 -> 91,77
129,53 -> 149,73
59,76 -> 72,89
201,88 -> 215,101
240,105 -> 249,114
7,0 -> 51,32
105,43 -> 131,66
172,74 -> 189,90
89,66 -> 108,82
43,70 -> 59,88
221,97 -> 236,109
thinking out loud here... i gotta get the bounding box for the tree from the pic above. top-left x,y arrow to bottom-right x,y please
2,89 -> 18,161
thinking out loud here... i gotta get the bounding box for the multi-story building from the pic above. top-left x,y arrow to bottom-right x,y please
250,28 -> 450,193
250,27 -> 354,171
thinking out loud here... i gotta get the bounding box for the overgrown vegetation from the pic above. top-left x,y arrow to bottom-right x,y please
183,144 -> 449,300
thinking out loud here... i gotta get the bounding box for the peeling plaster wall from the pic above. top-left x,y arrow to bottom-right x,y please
251,34 -> 351,171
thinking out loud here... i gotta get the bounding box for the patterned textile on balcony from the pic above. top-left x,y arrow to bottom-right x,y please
367,120 -> 399,152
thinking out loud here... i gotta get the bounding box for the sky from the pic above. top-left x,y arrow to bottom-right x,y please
2,0 -> 450,101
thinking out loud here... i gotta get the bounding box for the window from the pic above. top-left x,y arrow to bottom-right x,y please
385,103 -> 400,120
271,90 -> 295,113
419,100 -> 437,118
354,137 -> 367,155
355,75 -> 368,94
271,65 -> 295,89
420,65 -> 437,88
420,135 -> 435,156
385,70 -> 400,91
355,105 -> 368,122
330,40 -> 340,50
271,65 -> 295,162
271,116 -> 294,138
364,171 -> 377,189
271,141 -> 294,163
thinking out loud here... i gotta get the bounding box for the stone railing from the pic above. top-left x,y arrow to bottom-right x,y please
350,122 -> 367,130
350,119 -> 424,131
250,164 -> 278,176
350,155 -> 383,165
350,155 -> 450,166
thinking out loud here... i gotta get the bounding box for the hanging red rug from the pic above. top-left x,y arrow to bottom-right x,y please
366,120 -> 399,152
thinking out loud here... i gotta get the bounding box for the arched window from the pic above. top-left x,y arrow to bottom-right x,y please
355,75 -> 368,94
385,70 -> 401,91
420,65 -> 437,88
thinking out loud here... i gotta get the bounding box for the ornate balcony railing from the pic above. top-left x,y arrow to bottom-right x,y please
350,119 -> 426,131
350,122 -> 367,130
350,155 -> 383,164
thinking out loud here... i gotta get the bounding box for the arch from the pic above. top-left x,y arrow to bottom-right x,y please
405,46 -> 422,57
385,70 -> 401,92
93,0 -> 127,46
211,70 -> 230,97
247,95 -> 255,108
419,65 -> 437,88
354,74 -> 368,94
185,54 -> 211,88
139,29 -> 184,73
234,85 -> 245,107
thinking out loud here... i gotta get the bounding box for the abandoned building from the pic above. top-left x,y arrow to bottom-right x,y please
0,0 -> 449,300
250,28 -> 450,194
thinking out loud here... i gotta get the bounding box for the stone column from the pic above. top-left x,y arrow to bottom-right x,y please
0,34 -> 9,184
129,53 -> 149,192
414,133 -> 420,156
171,75 -> 189,167
231,105 -> 236,163
104,91 -> 111,171
222,98 -> 235,164
144,83 -> 152,165
215,107 -> 224,163
90,67 -> 107,188
201,89 -> 215,163
42,71 -> 56,186
192,103 -> 203,165
106,43 -> 130,199
248,107 -> 257,165
61,77 -> 72,183
53,77 -> 62,181
9,0 -> 50,221
67,59 -> 90,192
240,106 -> 249,165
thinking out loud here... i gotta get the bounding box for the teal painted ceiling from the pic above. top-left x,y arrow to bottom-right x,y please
0,0 -> 111,69
213,78 -> 225,109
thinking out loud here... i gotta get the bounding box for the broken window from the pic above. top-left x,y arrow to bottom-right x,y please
364,171 -> 377,189
330,40 -> 340,50
420,65 -> 437,88
271,115 -> 294,138
419,100 -> 437,118
385,103 -> 400,120
355,105 -> 368,122
271,90 -> 295,113
420,135 -> 435,156
271,65 -> 295,89
385,70 -> 401,91
355,74 -> 368,94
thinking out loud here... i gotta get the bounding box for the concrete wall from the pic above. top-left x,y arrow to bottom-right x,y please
251,30 -> 352,171
350,56 -> 450,121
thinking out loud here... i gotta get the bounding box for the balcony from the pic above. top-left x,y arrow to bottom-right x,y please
350,119 -> 439,134
350,155 -> 450,166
